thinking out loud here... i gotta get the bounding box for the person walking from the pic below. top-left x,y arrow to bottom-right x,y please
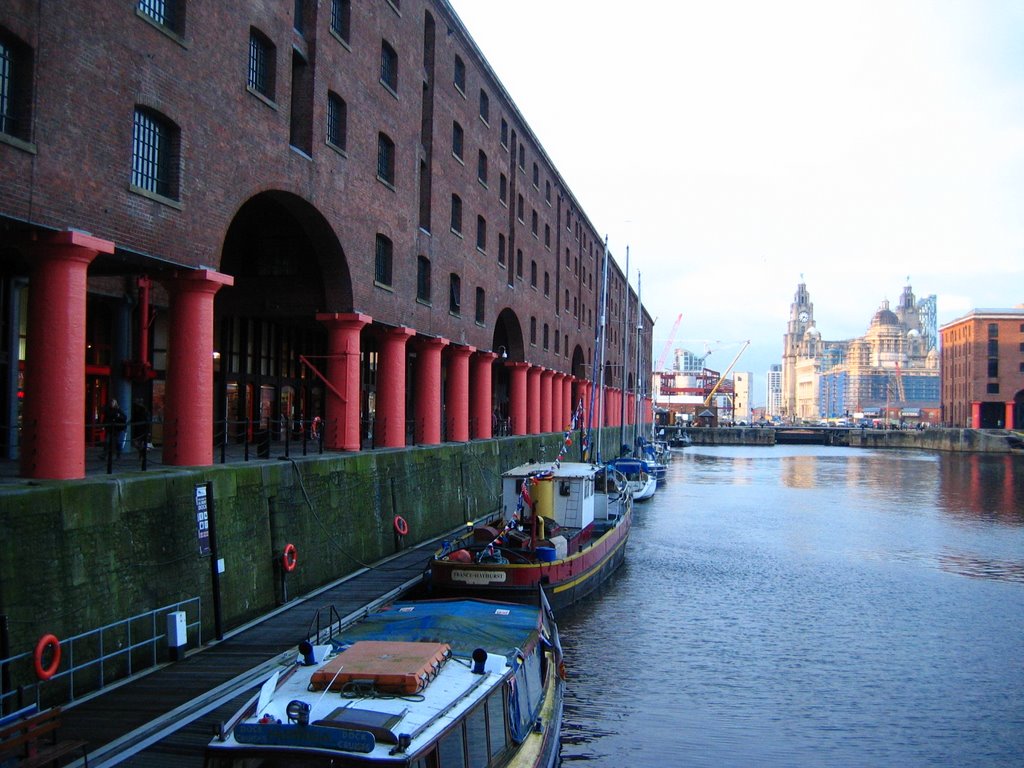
102,399 -> 127,458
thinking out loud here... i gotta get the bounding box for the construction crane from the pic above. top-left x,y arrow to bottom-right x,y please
703,340 -> 751,407
655,313 -> 683,371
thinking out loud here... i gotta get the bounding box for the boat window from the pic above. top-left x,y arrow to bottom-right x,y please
559,481 -> 571,497
437,724 -> 467,768
465,704 -> 489,767
486,688 -> 508,759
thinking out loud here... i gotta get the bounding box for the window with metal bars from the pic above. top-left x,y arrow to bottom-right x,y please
449,274 -> 461,315
377,132 -> 395,184
450,194 -> 462,234
380,41 -> 398,92
331,0 -> 351,42
0,31 -> 31,141
138,0 -> 183,33
454,55 -> 466,93
417,256 -> 431,302
131,107 -> 177,199
327,92 -> 347,150
248,29 -> 275,99
375,235 -> 393,286
475,288 -> 485,324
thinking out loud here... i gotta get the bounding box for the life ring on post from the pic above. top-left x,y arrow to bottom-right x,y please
34,633 -> 61,681
393,515 -> 409,537
281,543 -> 298,573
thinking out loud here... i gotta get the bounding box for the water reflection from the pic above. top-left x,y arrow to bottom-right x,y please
557,445 -> 1024,767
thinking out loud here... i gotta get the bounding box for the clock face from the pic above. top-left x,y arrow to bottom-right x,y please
799,311 -> 809,322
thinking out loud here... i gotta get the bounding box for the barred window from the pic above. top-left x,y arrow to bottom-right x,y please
380,40 -> 398,92
248,28 -> 275,99
500,118 -> 508,148
331,0 -> 351,42
545,180 -> 551,203
449,274 -> 461,315
138,0 -> 184,34
479,89 -> 489,123
450,194 -> 463,234
530,260 -> 537,287
498,234 -> 506,266
452,121 -> 463,160
454,55 -> 466,93
517,194 -> 523,222
0,31 -> 32,141
475,287 -> 485,324
544,224 -> 551,248
131,107 -> 178,199
417,255 -> 431,302
377,132 -> 395,184
327,91 -> 347,150
531,210 -> 538,236
375,234 -> 393,286
499,174 -> 507,204
477,150 -> 488,185
532,162 -> 539,188
476,215 -> 486,251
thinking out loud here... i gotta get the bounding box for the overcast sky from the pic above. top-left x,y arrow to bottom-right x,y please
447,0 -> 1024,404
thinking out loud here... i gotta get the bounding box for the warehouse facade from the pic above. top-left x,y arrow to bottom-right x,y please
0,0 -> 652,479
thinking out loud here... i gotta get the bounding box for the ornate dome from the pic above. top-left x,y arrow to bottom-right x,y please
871,300 -> 899,327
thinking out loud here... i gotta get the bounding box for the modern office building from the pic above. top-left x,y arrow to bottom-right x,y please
0,0 -> 652,479
939,307 -> 1024,428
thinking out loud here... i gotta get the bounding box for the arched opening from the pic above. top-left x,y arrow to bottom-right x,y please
215,192 -> 352,449
491,308 -> 525,434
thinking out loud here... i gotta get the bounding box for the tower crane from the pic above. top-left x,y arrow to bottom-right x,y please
655,313 -> 683,371
703,340 -> 751,407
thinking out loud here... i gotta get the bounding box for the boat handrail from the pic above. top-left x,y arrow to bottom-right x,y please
305,605 -> 343,645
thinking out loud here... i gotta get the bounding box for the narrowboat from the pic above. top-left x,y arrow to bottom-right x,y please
205,596 -> 564,768
429,461 -> 632,612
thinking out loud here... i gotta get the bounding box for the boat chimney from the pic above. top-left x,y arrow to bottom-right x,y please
471,648 -> 488,674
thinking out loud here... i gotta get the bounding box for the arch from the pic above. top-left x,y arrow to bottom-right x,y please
570,344 -> 587,380
215,191 -> 352,447
492,308 -> 525,360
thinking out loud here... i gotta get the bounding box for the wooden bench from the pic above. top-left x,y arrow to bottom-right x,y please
0,706 -> 88,767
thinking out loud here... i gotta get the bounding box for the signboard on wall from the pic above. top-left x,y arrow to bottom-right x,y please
195,484 -> 211,556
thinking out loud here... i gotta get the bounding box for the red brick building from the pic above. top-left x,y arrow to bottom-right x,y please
0,1 -> 652,479
939,308 -> 1024,428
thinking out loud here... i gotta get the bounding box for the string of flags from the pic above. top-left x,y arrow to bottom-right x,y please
479,399 -> 587,555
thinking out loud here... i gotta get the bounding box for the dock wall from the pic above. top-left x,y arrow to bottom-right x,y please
0,430 -> 613,669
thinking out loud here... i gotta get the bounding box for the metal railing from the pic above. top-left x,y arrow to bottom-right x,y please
0,597 -> 201,713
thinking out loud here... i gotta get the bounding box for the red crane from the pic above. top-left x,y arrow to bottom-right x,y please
655,313 -> 683,371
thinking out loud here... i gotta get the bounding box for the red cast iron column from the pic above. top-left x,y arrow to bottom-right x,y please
20,231 -> 113,479
540,369 -> 554,433
551,373 -> 564,431
317,313 -> 369,451
414,336 -> 449,445
445,345 -> 474,442
526,365 -> 542,434
376,326 -> 415,448
470,351 -> 497,438
507,362 -> 529,436
162,269 -> 234,467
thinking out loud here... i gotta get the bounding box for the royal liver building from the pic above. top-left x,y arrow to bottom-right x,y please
781,280 -> 939,423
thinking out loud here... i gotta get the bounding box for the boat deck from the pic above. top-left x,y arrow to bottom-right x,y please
50,536 -> 444,767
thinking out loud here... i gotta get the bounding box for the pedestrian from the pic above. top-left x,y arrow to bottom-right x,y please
103,399 -> 128,458
132,398 -> 150,455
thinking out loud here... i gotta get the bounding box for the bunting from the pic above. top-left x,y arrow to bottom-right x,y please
465,398 -> 587,561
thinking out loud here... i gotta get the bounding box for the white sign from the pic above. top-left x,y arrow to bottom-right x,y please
452,569 -> 507,584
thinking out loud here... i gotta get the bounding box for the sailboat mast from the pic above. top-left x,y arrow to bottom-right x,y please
619,246 -> 630,455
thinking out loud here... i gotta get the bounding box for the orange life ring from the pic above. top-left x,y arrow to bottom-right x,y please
393,515 -> 409,537
34,633 -> 61,681
282,543 -> 298,572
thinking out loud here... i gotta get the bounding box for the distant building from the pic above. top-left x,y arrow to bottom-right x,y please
765,364 -> 782,419
939,307 -> 1024,428
782,280 -> 939,423
733,372 -> 752,423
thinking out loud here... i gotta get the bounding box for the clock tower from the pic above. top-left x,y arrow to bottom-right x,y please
782,279 -> 815,420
